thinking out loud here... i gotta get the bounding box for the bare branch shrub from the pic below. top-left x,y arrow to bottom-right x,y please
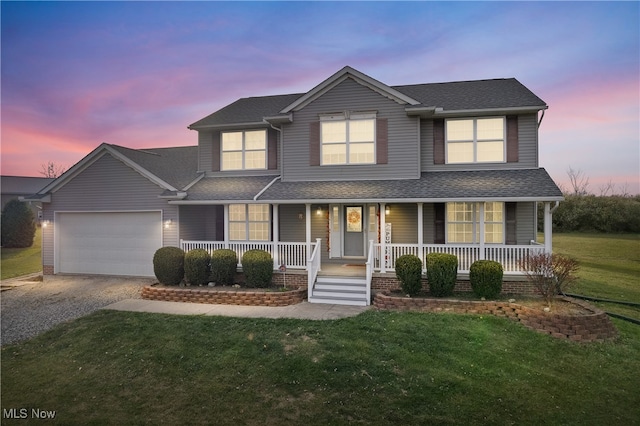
39,161 -> 66,178
519,253 -> 579,306
566,166 -> 589,196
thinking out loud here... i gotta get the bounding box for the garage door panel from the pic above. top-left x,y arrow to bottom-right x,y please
57,212 -> 161,276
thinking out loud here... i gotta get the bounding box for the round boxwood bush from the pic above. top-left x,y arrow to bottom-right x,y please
426,253 -> 458,297
184,249 -> 211,286
1,199 -> 36,248
241,249 -> 273,288
395,254 -> 423,296
210,249 -> 238,285
469,260 -> 504,299
153,246 -> 185,285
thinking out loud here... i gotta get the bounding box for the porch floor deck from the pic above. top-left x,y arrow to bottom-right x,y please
318,263 -> 366,277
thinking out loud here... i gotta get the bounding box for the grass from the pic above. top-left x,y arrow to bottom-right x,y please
2,232 -> 639,424
2,310 -> 639,425
0,227 -> 42,280
552,233 -> 640,320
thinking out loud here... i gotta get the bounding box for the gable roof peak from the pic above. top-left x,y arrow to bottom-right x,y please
280,66 -> 421,113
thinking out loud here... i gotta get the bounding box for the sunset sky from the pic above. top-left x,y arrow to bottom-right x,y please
2,1 -> 638,194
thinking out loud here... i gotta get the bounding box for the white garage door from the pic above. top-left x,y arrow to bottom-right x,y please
57,212 -> 162,276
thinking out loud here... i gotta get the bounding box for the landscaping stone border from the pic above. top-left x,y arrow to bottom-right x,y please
373,292 -> 618,342
142,285 -> 306,307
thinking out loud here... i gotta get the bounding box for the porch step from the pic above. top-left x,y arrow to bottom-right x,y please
309,276 -> 368,306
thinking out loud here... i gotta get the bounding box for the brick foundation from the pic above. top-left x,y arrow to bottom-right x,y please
371,275 -> 537,295
43,265 -> 54,275
373,292 -> 618,342
142,285 -> 306,307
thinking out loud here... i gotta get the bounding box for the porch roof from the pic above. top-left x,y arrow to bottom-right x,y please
171,168 -> 563,204
259,168 -> 562,203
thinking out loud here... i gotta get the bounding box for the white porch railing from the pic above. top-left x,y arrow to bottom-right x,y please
180,240 -> 313,269
307,238 -> 322,290
374,243 -> 545,274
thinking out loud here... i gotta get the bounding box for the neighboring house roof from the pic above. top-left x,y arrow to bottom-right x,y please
171,169 -> 562,204
1,176 -> 54,195
189,66 -> 547,129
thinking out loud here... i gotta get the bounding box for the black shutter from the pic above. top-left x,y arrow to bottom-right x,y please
433,119 -> 445,164
310,122 -> 320,166
267,128 -> 278,170
211,132 -> 221,172
434,203 -> 445,244
506,116 -> 519,163
376,118 -> 388,164
505,202 -> 517,245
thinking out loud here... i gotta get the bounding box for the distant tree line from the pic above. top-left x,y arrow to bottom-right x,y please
538,168 -> 640,233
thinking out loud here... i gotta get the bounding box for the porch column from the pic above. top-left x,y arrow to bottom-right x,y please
417,202 -> 424,247
272,204 -> 279,268
479,202 -> 486,260
305,203 -> 312,258
380,202 -> 387,273
223,204 -> 230,249
544,202 -> 552,254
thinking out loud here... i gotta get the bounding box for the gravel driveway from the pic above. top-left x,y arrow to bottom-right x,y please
1,274 -> 153,346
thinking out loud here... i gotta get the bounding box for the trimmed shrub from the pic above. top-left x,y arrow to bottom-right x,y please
184,249 -> 211,286
426,253 -> 458,297
241,249 -> 273,288
210,249 -> 238,285
1,199 -> 36,248
469,260 -> 503,299
153,246 -> 185,285
395,254 -> 423,296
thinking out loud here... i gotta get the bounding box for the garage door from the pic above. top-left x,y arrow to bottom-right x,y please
57,212 -> 162,276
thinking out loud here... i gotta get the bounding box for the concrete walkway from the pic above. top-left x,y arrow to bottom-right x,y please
104,299 -> 370,320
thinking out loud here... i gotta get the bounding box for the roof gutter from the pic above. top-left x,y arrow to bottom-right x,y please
431,105 -> 548,117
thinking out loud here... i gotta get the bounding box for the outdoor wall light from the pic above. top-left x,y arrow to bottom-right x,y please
42,220 -> 50,228
164,219 -> 173,229
385,206 -> 390,215
316,207 -> 322,216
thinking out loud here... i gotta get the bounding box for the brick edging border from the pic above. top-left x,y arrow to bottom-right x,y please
373,292 -> 618,342
141,285 -> 306,307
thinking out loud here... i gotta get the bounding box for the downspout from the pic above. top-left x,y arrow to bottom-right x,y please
537,109 -> 546,129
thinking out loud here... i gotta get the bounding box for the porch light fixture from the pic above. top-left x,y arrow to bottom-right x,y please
316,207 -> 322,216
385,206 -> 390,215
164,219 -> 173,229
42,220 -> 50,228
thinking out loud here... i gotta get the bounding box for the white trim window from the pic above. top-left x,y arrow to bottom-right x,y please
321,112 -> 375,165
229,204 -> 270,241
446,202 -> 504,243
221,130 -> 267,170
446,117 -> 505,163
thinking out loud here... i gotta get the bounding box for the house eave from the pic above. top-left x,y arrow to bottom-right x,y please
169,196 -> 564,205
188,121 -> 268,131
19,194 -> 51,203
263,114 -> 293,125
432,105 -> 548,117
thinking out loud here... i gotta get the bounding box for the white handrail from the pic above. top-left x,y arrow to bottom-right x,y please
307,238 -> 322,290
365,239 -> 374,306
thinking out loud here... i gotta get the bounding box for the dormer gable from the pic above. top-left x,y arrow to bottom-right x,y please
280,66 -> 421,113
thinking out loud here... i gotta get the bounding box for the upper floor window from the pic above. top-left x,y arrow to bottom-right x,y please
446,202 -> 504,243
228,204 -> 270,241
446,117 -> 505,164
221,130 -> 266,170
321,112 -> 375,165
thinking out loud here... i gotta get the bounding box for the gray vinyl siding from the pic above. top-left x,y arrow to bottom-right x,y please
421,113 -> 539,171
179,205 -> 219,241
278,204 -> 306,242
386,203 -> 418,243
197,132 -> 213,172
42,153 -> 178,268
516,202 -> 536,244
282,78 -> 420,182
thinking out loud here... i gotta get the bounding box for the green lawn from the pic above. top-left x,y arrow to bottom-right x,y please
1,310 -> 639,425
0,227 -> 42,280
552,233 -> 640,320
2,232 -> 639,424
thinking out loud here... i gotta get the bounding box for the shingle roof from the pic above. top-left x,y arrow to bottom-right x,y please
1,176 -> 54,194
188,76 -> 546,129
109,144 -> 199,190
184,175 -> 280,201
176,169 -> 562,203
259,169 -> 562,201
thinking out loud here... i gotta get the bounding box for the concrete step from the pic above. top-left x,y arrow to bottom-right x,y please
308,295 -> 368,306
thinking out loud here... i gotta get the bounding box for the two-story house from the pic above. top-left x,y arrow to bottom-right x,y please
30,66 -> 563,305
